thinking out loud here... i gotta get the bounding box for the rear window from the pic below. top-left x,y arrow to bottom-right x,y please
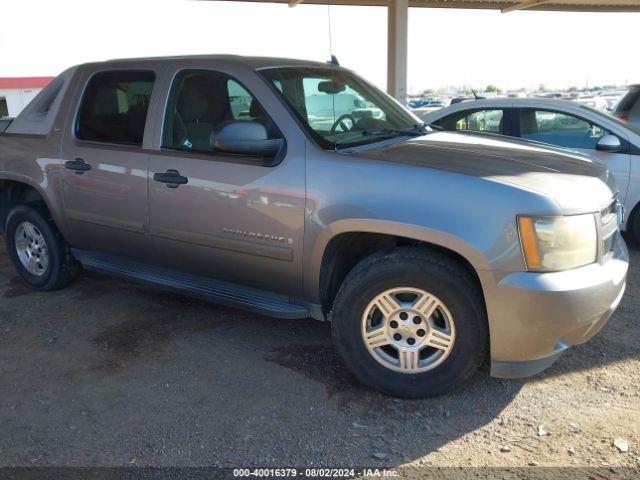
616,89 -> 640,112
76,70 -> 155,146
435,108 -> 505,135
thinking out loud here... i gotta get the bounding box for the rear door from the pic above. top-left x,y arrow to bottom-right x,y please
61,67 -> 161,260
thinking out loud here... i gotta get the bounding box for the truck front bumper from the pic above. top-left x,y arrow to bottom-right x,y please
480,232 -> 628,379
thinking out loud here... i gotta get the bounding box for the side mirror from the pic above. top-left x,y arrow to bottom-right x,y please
596,134 -> 622,153
211,121 -> 283,157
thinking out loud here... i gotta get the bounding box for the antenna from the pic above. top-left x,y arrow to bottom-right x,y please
471,88 -> 480,100
327,4 -> 334,65
327,3 -> 338,151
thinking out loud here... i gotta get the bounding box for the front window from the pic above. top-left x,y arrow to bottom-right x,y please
260,67 -> 424,149
163,70 -> 275,154
520,108 -> 610,150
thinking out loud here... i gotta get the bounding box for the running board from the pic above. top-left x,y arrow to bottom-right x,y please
72,250 -> 313,320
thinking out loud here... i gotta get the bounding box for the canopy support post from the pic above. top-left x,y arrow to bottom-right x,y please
387,0 -> 408,105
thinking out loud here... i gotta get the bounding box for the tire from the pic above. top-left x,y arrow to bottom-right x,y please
331,247 -> 487,398
630,206 -> 640,247
5,205 -> 80,291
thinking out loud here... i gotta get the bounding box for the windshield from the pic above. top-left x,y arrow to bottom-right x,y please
259,66 -> 425,149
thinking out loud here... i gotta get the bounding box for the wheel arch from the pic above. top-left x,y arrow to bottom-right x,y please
0,176 -> 64,235
306,219 -> 490,316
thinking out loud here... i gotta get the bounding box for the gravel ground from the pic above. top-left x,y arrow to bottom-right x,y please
0,238 -> 638,473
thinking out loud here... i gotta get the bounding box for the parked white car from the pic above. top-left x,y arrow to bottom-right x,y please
422,98 -> 640,241
599,91 -> 627,111
572,94 -> 609,111
409,99 -> 449,120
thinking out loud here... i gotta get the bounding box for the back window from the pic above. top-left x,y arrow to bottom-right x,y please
76,71 -> 155,146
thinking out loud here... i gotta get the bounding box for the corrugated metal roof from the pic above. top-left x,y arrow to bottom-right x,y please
0,77 -> 55,89
216,0 -> 640,11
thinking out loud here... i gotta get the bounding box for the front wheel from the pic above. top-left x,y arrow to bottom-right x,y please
331,247 -> 487,398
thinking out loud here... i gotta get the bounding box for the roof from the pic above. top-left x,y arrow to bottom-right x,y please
0,77 -> 54,89
428,97 -> 602,111
214,0 -> 640,12
420,97 -> 614,120
102,54 -> 330,69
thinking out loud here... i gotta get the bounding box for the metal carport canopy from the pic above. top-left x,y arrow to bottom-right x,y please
211,0 -> 640,103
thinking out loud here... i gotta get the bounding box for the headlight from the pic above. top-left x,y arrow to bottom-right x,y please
517,214 -> 597,272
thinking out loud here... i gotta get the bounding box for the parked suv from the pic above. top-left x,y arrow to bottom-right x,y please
614,85 -> 640,127
0,56 -> 628,397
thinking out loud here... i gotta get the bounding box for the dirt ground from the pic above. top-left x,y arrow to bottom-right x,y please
0,237 -> 638,474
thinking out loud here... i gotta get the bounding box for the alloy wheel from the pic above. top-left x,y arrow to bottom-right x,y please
361,287 -> 456,373
14,221 -> 50,277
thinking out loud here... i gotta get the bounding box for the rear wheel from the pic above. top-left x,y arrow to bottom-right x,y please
331,247 -> 487,398
5,205 -> 80,290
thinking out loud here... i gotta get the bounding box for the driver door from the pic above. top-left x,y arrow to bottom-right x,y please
146,68 -> 306,296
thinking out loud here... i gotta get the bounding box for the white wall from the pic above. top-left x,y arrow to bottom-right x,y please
0,87 -> 43,117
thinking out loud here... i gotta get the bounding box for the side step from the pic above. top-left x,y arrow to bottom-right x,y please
72,250 -> 312,320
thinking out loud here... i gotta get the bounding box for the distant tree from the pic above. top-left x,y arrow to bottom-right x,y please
537,83 -> 547,92
485,84 -> 501,94
568,86 -> 579,92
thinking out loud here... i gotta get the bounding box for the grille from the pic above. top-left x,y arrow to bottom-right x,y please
600,198 -> 618,226
600,196 -> 620,260
603,232 -> 616,256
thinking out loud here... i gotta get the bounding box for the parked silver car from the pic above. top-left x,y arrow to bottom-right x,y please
423,97 -> 640,242
0,56 -> 628,397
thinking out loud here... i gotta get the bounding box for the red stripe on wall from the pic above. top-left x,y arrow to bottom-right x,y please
0,77 -> 55,89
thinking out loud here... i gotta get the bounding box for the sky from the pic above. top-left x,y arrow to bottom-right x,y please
0,0 -> 638,93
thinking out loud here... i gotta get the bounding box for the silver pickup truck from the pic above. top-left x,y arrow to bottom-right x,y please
0,55 -> 628,397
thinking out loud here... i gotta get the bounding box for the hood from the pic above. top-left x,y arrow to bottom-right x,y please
352,132 -> 617,213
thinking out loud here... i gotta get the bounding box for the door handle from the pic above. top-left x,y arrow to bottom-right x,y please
65,158 -> 91,174
153,170 -> 188,188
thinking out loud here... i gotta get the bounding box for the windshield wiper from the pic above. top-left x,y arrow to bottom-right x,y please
334,122 -> 440,148
362,123 -> 431,137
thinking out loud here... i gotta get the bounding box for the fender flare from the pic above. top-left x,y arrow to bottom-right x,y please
0,172 -> 69,237
303,218 -> 490,301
